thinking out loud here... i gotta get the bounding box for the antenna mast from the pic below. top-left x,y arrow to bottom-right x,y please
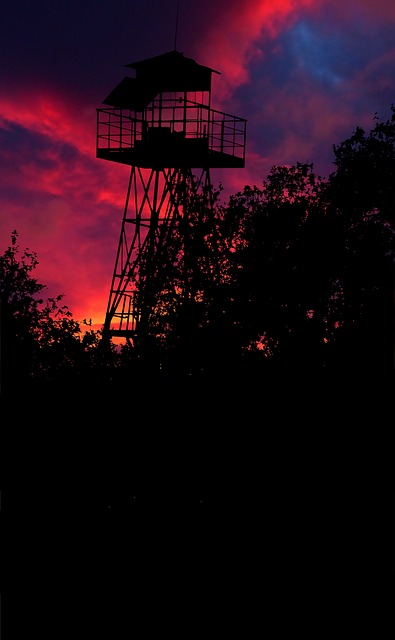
173,1 -> 180,50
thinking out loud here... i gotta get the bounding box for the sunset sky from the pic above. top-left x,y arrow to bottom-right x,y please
1,0 -> 394,330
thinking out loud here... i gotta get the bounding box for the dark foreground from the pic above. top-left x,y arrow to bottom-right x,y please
1,372 -> 394,637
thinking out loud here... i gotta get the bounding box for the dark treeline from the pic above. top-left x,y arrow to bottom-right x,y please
2,110 -> 393,629
2,105 -> 393,495
1,106 -> 394,398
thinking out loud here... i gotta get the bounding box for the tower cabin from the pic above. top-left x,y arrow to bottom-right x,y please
96,50 -> 246,169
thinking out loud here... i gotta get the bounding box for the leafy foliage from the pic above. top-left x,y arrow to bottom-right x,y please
1,106 -> 393,391
323,105 -> 395,369
0,231 -> 103,393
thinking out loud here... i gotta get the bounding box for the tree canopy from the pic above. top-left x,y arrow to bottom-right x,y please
0,230 -> 106,395
1,106 -> 394,396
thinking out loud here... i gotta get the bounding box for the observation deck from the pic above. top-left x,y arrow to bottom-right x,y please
96,50 -> 246,170
97,102 -> 246,169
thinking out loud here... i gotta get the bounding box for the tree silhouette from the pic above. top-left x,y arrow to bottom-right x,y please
121,106 -> 394,378
1,106 -> 393,391
220,163 -> 330,371
322,106 -> 395,371
182,106 -> 394,375
0,230 -> 103,396
1,109 -> 393,519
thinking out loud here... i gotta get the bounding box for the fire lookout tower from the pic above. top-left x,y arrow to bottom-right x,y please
96,49 -> 246,352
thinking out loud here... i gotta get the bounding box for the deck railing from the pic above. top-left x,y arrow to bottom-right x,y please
97,100 -> 246,163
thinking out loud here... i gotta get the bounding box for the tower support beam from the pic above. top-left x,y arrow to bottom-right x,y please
103,166 -> 215,345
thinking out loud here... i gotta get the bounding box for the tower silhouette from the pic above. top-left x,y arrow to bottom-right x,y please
96,49 -> 246,360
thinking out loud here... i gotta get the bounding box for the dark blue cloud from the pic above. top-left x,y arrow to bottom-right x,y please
288,17 -> 395,86
288,22 -> 344,87
247,14 -> 395,92
0,122 -> 79,167
230,10 -> 395,178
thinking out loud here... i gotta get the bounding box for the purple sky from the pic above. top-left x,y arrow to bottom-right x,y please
1,0 -> 394,329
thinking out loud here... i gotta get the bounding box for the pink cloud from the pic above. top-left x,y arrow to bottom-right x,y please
192,0 -> 316,103
0,90 -> 132,325
0,90 -> 91,153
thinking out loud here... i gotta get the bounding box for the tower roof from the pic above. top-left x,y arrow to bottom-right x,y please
102,77 -> 157,111
103,50 -> 220,111
125,49 -> 220,93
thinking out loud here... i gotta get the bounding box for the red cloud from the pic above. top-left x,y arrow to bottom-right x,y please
0,90 -> 131,325
192,0 -> 316,104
